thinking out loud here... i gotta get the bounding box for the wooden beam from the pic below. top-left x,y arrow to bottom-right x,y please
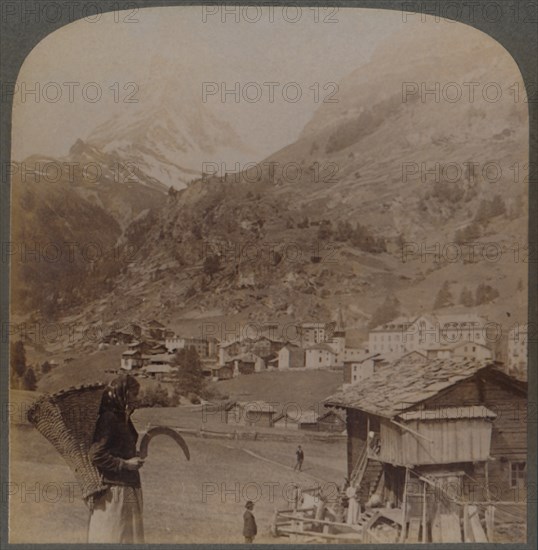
277,528 -> 362,541
276,513 -> 360,530
468,505 -> 488,542
485,505 -> 495,541
391,419 -> 434,443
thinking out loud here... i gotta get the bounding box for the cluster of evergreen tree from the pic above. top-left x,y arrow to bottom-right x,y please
368,294 -> 401,329
172,346 -> 205,398
432,282 -> 500,309
433,281 -> 453,310
138,384 -> 176,407
474,195 -> 506,224
426,182 -> 465,204
318,219 -> 386,253
454,195 -> 506,244
10,341 -> 37,390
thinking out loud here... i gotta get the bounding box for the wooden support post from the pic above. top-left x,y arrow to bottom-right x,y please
400,467 -> 409,542
422,480 -> 427,543
270,508 -> 279,537
484,461 -> 490,501
463,504 -> 471,542
485,505 -> 495,542
468,505 -> 488,542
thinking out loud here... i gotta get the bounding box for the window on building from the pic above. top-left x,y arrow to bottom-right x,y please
319,357 -> 322,363
473,346 -> 476,352
510,462 -> 526,488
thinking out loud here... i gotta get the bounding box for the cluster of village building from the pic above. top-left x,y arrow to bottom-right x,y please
110,311 -> 527,386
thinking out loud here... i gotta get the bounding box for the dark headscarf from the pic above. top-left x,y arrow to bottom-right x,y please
99,374 -> 140,419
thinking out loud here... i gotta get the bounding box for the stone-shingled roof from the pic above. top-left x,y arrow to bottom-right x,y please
324,359 -> 502,418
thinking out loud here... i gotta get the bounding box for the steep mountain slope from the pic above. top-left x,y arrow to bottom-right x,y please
13,25 -> 529,348
87,58 -> 254,189
259,25 -> 528,243
10,174 -> 122,316
80,24 -> 527,338
10,139 -> 168,316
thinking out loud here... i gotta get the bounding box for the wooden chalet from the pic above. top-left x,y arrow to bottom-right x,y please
211,364 -> 234,380
278,343 -> 305,369
273,411 -> 300,429
225,401 -> 277,428
325,359 -> 527,542
298,410 -> 346,433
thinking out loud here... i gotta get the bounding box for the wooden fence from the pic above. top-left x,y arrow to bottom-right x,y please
158,425 -> 346,443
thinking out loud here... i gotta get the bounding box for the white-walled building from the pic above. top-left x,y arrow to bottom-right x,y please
298,323 -> 327,347
120,350 -> 143,371
425,341 -> 493,362
369,314 -> 492,359
508,323 -> 528,376
305,344 -> 336,368
165,335 -> 215,358
452,341 -> 493,361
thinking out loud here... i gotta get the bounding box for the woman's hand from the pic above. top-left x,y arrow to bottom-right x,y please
122,457 -> 145,470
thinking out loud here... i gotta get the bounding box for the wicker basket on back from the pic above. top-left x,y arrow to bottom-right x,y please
27,383 -> 108,505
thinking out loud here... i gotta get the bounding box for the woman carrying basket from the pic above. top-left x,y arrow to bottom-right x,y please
87,374 -> 145,543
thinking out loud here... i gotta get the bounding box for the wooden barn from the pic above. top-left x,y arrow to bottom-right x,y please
224,401 -> 277,428
273,411 -> 300,430
317,410 -> 346,433
297,410 -> 346,433
211,365 -> 233,380
325,359 -> 527,542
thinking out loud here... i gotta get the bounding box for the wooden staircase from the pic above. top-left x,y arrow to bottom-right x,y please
349,444 -> 383,503
355,509 -> 379,531
358,461 -> 383,502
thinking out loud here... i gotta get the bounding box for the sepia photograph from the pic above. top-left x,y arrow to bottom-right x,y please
2,2 -> 535,546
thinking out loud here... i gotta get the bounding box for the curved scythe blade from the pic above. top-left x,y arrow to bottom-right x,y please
138,426 -> 190,461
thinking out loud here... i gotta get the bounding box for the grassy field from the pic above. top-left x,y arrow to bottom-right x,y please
207,369 -> 343,412
10,366 -> 346,543
36,348 -> 343,413
9,409 -> 347,544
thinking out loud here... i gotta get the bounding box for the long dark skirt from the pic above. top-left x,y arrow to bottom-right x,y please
87,486 -> 144,543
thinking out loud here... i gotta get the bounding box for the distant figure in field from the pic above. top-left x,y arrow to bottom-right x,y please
294,445 -> 304,471
243,501 -> 257,543
87,374 -> 145,543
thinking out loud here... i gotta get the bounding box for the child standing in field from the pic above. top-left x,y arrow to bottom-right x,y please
243,501 -> 257,543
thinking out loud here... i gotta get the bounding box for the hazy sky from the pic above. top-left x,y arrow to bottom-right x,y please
12,7 -> 506,163
11,6 -> 411,161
